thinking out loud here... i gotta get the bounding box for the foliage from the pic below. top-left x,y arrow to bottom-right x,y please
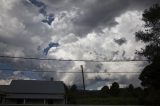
66,83 -> 144,105
136,4 -> 160,61
110,82 -> 120,96
70,84 -> 77,92
100,85 -> 109,97
135,4 -> 160,89
128,84 -> 134,90
65,82 -> 160,105
139,62 -> 160,89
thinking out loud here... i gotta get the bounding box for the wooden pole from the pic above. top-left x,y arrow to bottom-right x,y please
81,65 -> 85,92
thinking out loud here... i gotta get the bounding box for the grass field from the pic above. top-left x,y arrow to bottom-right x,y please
74,97 -> 140,105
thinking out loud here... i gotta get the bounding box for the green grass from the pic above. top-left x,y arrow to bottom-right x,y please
70,97 -> 140,105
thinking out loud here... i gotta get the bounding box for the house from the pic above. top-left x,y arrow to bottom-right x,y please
0,91 -> 4,103
0,85 -> 8,104
0,80 -> 66,104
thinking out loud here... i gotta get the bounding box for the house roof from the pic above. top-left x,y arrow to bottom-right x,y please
0,85 -> 9,94
5,80 -> 65,94
5,94 -> 64,99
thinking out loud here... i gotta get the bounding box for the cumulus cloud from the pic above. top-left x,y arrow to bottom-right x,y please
0,0 -> 159,89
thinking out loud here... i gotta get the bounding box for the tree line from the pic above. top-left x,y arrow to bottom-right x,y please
64,82 -> 153,105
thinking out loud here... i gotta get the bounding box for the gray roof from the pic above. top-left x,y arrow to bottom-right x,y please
6,94 -> 64,99
5,80 -> 65,94
0,85 -> 9,94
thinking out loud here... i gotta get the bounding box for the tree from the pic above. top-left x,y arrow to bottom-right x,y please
100,86 -> 109,97
68,84 -> 78,104
101,85 -> 109,92
139,62 -> 160,89
110,82 -> 120,96
127,84 -> 134,97
136,4 -> 160,61
70,84 -> 77,92
128,84 -> 134,91
135,4 -> 160,89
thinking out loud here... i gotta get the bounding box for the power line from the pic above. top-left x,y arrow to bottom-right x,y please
0,55 -> 143,75
0,55 -> 148,62
0,68 -> 141,74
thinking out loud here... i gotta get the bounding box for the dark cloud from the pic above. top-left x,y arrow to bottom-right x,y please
71,0 -> 160,36
36,0 -> 160,37
72,0 -> 127,36
114,37 -> 127,46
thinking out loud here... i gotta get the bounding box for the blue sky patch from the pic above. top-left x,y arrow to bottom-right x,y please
43,42 -> 60,55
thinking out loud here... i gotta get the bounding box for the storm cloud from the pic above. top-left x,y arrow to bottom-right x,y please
42,0 -> 160,36
0,0 -> 159,89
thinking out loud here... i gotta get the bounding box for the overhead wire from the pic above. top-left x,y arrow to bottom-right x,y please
0,55 -> 145,74
0,55 -> 148,62
0,68 -> 141,74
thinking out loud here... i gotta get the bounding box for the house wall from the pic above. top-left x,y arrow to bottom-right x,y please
4,99 -> 23,104
45,99 -> 65,104
3,94 -> 65,104
0,96 -> 3,104
25,99 -> 44,104
4,98 -> 65,104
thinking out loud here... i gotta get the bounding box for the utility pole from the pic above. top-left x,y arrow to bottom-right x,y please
80,65 -> 85,92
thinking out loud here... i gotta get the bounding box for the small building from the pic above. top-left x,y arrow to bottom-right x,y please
0,80 -> 66,104
0,85 -> 9,104
0,91 -> 4,103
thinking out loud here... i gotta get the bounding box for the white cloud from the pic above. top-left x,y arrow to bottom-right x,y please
0,0 -> 152,89
46,10 -> 147,88
0,79 -> 11,85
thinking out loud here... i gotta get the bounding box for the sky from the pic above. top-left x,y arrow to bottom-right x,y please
0,0 -> 159,90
